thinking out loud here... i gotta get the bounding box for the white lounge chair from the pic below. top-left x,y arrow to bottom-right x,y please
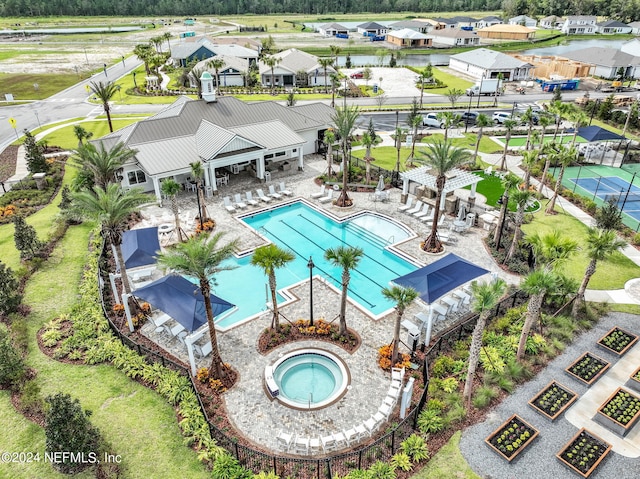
256,189 -> 272,203
318,189 -> 334,204
293,436 -> 309,454
333,431 -> 347,448
406,200 -> 423,215
320,434 -> 336,452
222,196 -> 236,212
413,204 -> 430,218
420,210 -> 435,223
278,182 -> 293,196
194,341 -> 212,358
277,431 -> 294,452
268,185 -> 282,199
233,193 -> 247,209
378,403 -> 393,420
398,197 -> 414,212
310,185 -> 326,199
309,437 -> 321,455
244,191 -> 259,206
343,427 -> 358,445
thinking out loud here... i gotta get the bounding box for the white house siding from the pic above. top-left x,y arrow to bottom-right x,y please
449,58 -> 486,78
298,130 -> 319,155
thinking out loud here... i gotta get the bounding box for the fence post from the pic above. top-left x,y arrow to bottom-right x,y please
234,442 -> 239,460
273,456 -> 277,476
358,449 -> 363,469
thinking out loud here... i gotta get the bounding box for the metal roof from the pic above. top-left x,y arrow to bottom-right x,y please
229,121 -> 305,150
357,22 -> 386,29
388,28 -> 429,39
429,28 -> 478,39
259,48 -> 336,75
451,48 -> 532,69
195,122 -> 239,159
561,47 -> 640,67
135,135 -> 200,175
400,167 -> 482,193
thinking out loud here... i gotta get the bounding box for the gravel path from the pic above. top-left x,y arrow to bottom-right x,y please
460,312 -> 640,479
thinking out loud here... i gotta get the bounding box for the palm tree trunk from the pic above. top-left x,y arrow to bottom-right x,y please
391,310 -> 403,365
572,260 -> 596,316
115,242 -> 132,295
202,282 -> 225,379
500,132 -> 510,170
473,129 -> 483,164
327,144 -> 333,177
104,103 -> 113,133
504,207 -> 525,263
493,197 -> 508,245
269,273 -> 279,330
539,157 -> 551,194
171,196 -> 186,243
463,312 -> 488,405
337,144 -> 350,206
339,272 -> 349,336
324,68 -> 328,94
546,164 -> 566,214
517,293 -> 544,361
424,180 -> 444,252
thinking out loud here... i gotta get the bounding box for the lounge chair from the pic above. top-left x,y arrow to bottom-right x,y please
309,437 -> 321,455
255,189 -> 272,203
413,204 -> 430,218
278,182 -> 293,196
268,185 -> 283,199
318,189 -> 334,204
343,427 -> 358,445
333,431 -> 347,448
193,341 -> 212,358
420,210 -> 435,223
233,193 -> 247,209
378,403 -> 393,420
222,196 -> 236,213
293,436 -> 309,454
320,434 -> 336,452
398,197 -> 414,212
310,185 -> 326,199
406,200 -> 423,215
276,431 -> 294,452
244,191 -> 259,206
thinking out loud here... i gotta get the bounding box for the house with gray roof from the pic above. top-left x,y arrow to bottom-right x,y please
258,48 -> 336,88
356,22 -> 388,36
628,21 -> 640,35
389,19 -> 433,33
508,15 -> 537,28
427,28 -> 479,47
561,16 -> 597,34
318,23 -> 348,37
540,15 -> 563,29
188,55 -> 248,88
170,38 -> 259,67
478,16 -> 503,29
95,78 -> 334,201
449,48 -> 533,81
621,38 -> 640,56
597,20 -> 632,34
560,47 -> 640,79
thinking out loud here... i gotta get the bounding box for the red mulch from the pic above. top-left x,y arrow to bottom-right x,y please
257,321 -> 360,355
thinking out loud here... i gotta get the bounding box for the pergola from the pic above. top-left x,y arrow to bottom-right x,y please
400,167 -> 483,208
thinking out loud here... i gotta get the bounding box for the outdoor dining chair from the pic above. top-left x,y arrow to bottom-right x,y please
276,431 -> 294,452
309,437 -> 321,455
343,427 -> 358,445
320,434 -> 336,452
293,436 -> 309,454
332,431 -> 347,448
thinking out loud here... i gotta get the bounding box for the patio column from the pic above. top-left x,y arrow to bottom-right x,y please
122,293 -> 135,332
185,337 -> 198,376
152,176 -> 162,204
297,147 -> 304,171
468,183 -> 477,208
401,178 -> 409,203
209,167 -> 218,194
257,154 -> 266,180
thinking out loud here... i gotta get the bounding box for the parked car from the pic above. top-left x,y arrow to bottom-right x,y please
350,71 -> 364,79
422,112 -> 445,128
460,111 -> 479,125
492,111 -> 512,124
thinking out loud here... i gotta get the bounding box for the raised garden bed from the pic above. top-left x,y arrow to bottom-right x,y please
597,326 -> 638,356
528,380 -> 578,421
626,366 -> 640,393
556,428 -> 611,478
565,352 -> 610,386
485,414 -> 539,462
595,387 -> 640,437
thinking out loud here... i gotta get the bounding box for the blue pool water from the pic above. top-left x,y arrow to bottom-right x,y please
211,201 -> 417,329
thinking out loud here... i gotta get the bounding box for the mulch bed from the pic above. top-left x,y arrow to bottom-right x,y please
257,321 -> 360,355
0,144 -> 18,182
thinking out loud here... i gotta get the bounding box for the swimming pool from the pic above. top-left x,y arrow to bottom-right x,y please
211,201 -> 418,329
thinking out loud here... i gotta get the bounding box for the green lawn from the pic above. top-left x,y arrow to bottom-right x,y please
421,133 -> 503,154
0,223 -> 210,479
0,73 -> 86,101
502,135 -> 587,147
41,118 -> 145,150
411,431 -> 479,479
522,202 -> 640,290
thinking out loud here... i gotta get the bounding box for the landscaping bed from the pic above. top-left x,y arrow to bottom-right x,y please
565,352 -> 610,386
556,428 -> 611,478
257,319 -> 360,355
596,326 -> 638,356
484,414 -> 539,462
595,387 -> 640,437
627,366 -> 640,393
528,380 -> 578,421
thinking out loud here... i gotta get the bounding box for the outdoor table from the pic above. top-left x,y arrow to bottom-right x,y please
158,224 -> 174,236
452,219 -> 466,232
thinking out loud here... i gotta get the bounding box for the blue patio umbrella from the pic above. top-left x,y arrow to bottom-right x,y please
569,126 -> 624,142
121,227 -> 160,269
132,275 -> 234,332
392,253 -> 489,304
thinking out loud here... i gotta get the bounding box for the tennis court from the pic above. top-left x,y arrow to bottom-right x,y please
505,135 -> 587,147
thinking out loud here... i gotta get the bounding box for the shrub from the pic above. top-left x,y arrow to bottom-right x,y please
0,324 -> 26,389
0,262 -> 22,316
400,434 -> 429,462
431,355 -> 456,378
479,346 -> 506,373
472,386 -> 499,409
45,393 -> 102,474
632,233 -> 640,246
390,452 -> 412,471
18,379 -> 44,416
369,460 -> 396,479
417,408 -> 445,434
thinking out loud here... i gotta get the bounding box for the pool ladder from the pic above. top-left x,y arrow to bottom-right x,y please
308,393 -> 313,409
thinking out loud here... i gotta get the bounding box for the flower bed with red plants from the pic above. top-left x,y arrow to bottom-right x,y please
485,414 -> 539,462
556,428 -> 611,478
565,352 -> 610,386
528,380 -> 578,421
597,326 -> 638,356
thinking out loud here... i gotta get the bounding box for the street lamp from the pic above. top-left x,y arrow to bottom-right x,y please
589,98 -> 601,126
307,256 -> 315,326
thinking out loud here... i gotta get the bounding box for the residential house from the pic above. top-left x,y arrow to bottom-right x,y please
427,28 -> 480,47
434,17 -> 458,29
356,22 -> 388,36
389,19 -> 433,33
449,16 -> 481,29
318,23 -> 349,37
597,20 -> 632,34
560,47 -> 640,79
259,48 -> 336,88
478,16 -> 504,29
95,81 -> 334,202
561,16 -> 597,34
477,24 -> 535,40
449,48 -> 533,81
508,15 -> 537,28
628,21 -> 640,35
621,38 -> 640,56
170,38 -> 258,67
540,15 -> 563,29
188,55 -> 248,88
386,28 -> 432,48
184,35 -> 262,53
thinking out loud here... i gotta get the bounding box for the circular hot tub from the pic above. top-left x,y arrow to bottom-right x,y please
265,349 -> 350,410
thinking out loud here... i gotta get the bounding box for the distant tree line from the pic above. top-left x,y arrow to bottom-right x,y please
2,0 -> 640,22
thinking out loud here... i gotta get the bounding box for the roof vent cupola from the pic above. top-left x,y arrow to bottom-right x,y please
200,71 -> 217,103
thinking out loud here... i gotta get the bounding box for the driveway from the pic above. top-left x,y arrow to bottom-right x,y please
343,67 -> 422,98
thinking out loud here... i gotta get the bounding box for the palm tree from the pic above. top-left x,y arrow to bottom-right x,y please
73,125 -> 93,149
318,57 -> 333,94
323,129 -> 336,177
324,245 -> 364,337
162,32 -> 172,53
190,161 -> 209,228
545,144 -> 576,214
160,178 -> 187,243
329,45 -> 342,66
499,118 -> 518,171
416,139 -> 470,252
529,230 -> 579,272
361,131 -> 375,184
504,188 -> 533,264
157,233 -> 239,380
331,105 -> 360,208
407,114 -> 423,166
329,72 -> 340,108
436,111 -> 461,141
463,279 -> 507,405
538,113 -> 554,151
72,141 -> 136,190
207,57 -> 226,92
520,150 -> 539,190
89,80 -> 119,132
472,114 -> 491,165
571,227 -> 625,316
263,55 -> 280,94
519,107 -> 536,150
72,184 -> 149,295
381,285 -> 419,366
133,43 -> 153,74
416,64 -> 432,108
517,269 -> 558,360
548,100 -> 573,143
492,174 -> 520,246
150,36 -> 163,53
251,244 -> 295,331
568,110 -> 589,147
